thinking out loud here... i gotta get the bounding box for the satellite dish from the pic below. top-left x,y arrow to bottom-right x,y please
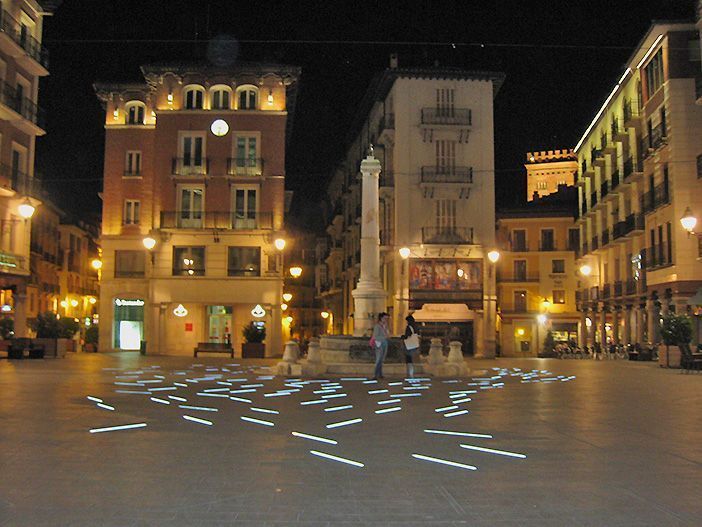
207,34 -> 240,67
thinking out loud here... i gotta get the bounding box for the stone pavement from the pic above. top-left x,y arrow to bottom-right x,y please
1,354 -> 701,526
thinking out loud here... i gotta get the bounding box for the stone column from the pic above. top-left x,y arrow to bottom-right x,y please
634,303 -> 644,345
351,149 -> 386,337
612,306 -> 620,345
474,312 -> 485,357
13,292 -> 28,337
599,303 -> 608,348
621,305 -> 631,346
579,310 -> 588,347
646,298 -> 658,345
586,307 -> 595,347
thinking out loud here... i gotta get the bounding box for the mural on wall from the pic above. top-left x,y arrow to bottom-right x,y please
409,260 -> 482,292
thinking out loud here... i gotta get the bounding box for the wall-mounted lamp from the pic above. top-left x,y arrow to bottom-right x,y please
18,198 -> 35,219
142,237 -> 156,250
579,264 -> 592,276
274,238 -> 286,251
289,266 -> 302,278
487,250 -> 500,263
267,89 -> 273,105
282,293 -> 293,303
399,247 -> 411,259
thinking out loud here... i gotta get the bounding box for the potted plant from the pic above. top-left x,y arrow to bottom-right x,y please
84,325 -> 98,353
538,330 -> 557,358
58,317 -> 80,352
659,313 -> 692,368
242,322 -> 266,358
31,312 -> 78,358
0,317 -> 13,354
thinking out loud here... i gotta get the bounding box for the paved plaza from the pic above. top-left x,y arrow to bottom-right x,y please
1,354 -> 701,526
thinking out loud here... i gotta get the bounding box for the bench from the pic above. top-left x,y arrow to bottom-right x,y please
7,339 -> 45,360
194,342 -> 234,358
681,350 -> 702,373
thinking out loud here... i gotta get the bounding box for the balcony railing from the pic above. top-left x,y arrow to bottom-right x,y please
160,211 -> 273,230
643,184 -> 669,213
580,201 -> 587,215
0,10 -> 49,68
602,283 -> 611,299
591,147 -> 602,166
421,227 -> 473,244
0,163 -> 41,198
614,280 -> 623,297
420,166 -> 473,184
590,192 -> 598,207
0,251 -> 26,273
623,99 -> 639,123
648,122 -> 667,150
591,236 -> 599,251
623,156 -> 640,179
643,245 -> 672,270
611,170 -> 620,190
497,273 -> 540,283
600,180 -> 609,199
611,118 -> 619,137
420,107 -> 472,126
625,278 -> 637,295
171,157 -> 210,176
0,81 -> 45,128
511,242 -> 528,252
539,242 -> 556,251
227,157 -> 263,177
601,229 -> 610,246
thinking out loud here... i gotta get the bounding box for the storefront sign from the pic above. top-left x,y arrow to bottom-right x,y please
115,298 -> 145,307
173,304 -> 188,317
185,323 -> 193,332
251,304 -> 266,318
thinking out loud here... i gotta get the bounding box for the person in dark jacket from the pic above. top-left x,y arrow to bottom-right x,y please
400,315 -> 419,378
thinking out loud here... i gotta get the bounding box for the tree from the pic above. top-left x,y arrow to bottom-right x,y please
242,322 -> 266,343
661,313 -> 692,351
0,317 -> 13,339
32,312 -> 61,338
543,330 -> 555,354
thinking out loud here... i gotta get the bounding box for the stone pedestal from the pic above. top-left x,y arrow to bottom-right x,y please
301,337 -> 327,376
445,340 -> 469,376
276,341 -> 301,376
427,337 -> 445,365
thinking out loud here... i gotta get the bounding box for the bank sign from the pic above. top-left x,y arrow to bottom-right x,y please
114,299 -> 145,307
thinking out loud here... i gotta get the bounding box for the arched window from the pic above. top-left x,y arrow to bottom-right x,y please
183,85 -> 205,110
236,85 -> 258,110
210,85 -> 231,110
125,101 -> 145,125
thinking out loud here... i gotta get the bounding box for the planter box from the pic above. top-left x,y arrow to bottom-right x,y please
659,345 -> 681,368
33,338 -> 58,358
242,342 -> 265,358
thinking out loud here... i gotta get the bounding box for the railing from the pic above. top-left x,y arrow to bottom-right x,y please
123,169 -> 141,177
643,245 -> 672,270
591,236 -> 599,251
379,171 -> 394,187
539,242 -> 556,251
227,157 -> 263,177
173,267 -> 205,277
0,163 -> 42,198
590,286 -> 599,301
643,184 -> 669,213
497,273 -> 540,283
648,122 -> 666,150
623,99 -> 639,122
602,283 -> 611,299
0,251 -> 26,272
0,10 -> 49,68
510,242 -> 528,252
611,118 -> 619,137
625,278 -> 637,295
581,160 -> 588,175
600,131 -> 608,149
590,192 -> 598,207
160,211 -> 273,230
623,156 -> 639,179
600,180 -> 609,199
171,157 -> 210,176
580,242 -> 589,257
421,227 -> 473,244
0,81 -> 45,128
601,229 -> 610,246
581,201 -> 587,215
420,166 -> 473,184
591,147 -> 602,166
421,107 -> 472,126
611,170 -> 620,190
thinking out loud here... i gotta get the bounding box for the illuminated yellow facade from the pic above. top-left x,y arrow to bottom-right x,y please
525,150 -> 577,201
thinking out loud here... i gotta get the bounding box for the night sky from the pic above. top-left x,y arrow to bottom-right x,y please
36,0 -> 696,230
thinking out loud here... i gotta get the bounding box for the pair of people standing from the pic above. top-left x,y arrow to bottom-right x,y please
371,313 -> 420,379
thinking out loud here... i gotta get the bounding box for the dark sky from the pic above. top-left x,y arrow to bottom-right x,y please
36,0 -> 696,229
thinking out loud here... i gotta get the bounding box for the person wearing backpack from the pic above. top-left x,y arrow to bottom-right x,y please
370,312 -> 390,380
401,314 -> 420,378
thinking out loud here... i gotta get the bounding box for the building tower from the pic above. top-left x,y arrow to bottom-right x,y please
525,149 -> 577,201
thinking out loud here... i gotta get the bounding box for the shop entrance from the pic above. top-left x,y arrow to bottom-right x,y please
208,305 -> 232,344
416,321 -> 474,356
113,298 -> 144,350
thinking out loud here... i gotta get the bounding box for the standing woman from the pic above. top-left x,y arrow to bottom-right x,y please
401,314 -> 420,378
372,312 -> 390,380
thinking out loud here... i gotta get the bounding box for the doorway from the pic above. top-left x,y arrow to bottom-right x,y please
208,305 -> 232,344
416,321 -> 474,356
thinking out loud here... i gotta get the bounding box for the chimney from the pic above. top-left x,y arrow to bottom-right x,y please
389,54 -> 398,69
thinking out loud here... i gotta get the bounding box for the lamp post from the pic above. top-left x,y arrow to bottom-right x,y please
479,249 -> 500,358
680,207 -> 700,237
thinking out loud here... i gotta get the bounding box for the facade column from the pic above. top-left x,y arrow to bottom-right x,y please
646,298 -> 659,345
13,292 -> 28,337
621,305 -> 631,346
477,256 -> 497,359
587,307 -> 596,347
351,149 -> 386,337
634,303 -> 644,345
599,302 -> 608,348
612,306 -> 620,345
579,309 -> 588,347
474,312 -> 484,357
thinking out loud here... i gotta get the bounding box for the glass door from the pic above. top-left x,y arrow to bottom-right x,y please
232,187 -> 257,229
181,135 -> 204,174
179,187 -> 204,228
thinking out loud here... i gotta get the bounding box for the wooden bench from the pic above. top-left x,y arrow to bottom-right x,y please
194,342 -> 234,358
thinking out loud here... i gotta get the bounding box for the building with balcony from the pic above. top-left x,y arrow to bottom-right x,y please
56,221 -> 99,325
0,0 -> 51,337
525,149 -> 578,201
496,188 -> 580,356
317,56 -> 504,357
27,198 -> 60,323
94,60 -> 299,355
575,21 -> 702,348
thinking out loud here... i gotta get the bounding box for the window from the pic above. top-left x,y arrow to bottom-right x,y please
553,290 -> 565,304
512,229 -> 527,251
666,222 -> 672,265
697,154 -> 702,179
435,140 -> 456,173
660,106 -> 666,137
114,250 -> 145,278
178,133 -> 206,174
232,187 -> 258,229
210,86 -> 231,109
125,101 -> 145,125
125,151 -> 141,176
514,260 -> 527,281
689,39 -> 701,62
184,86 -> 204,109
644,48 -> 664,98
227,247 -> 261,276
435,199 -> 456,231
568,228 -> 579,250
436,88 -> 455,116
237,85 -> 258,110
178,187 -> 204,228
536,181 -> 548,190
540,229 -> 555,251
173,247 -> 205,276
514,290 -> 527,312
123,200 -> 140,225
232,134 -> 260,175
551,259 -> 565,274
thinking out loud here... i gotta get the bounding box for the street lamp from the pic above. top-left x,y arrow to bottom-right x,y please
282,293 -> 293,303
579,264 -> 592,277
680,207 -> 698,236
91,259 -> 102,270
280,303 -> 288,311
274,238 -> 286,251
17,198 -> 35,219
487,250 -> 500,263
399,247 -> 410,259
321,311 -> 330,319
289,266 -> 302,278
142,236 -> 156,250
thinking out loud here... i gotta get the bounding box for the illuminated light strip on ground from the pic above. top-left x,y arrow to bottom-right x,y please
168,395 -> 187,402
411,453 -> 476,471
250,407 -> 279,415
452,397 -> 472,404
460,444 -> 527,459
326,418 -> 362,429
137,379 -> 162,384
115,382 -> 142,386
256,376 -> 275,380
390,393 -> 421,398
264,392 -> 292,398
173,382 -> 188,388
230,389 -> 257,394
178,405 -> 218,412
87,396 -> 102,403
203,387 -> 230,392
324,405 -> 353,412
150,397 -> 170,404
314,389 -> 338,394
310,450 -> 364,468
321,393 -> 348,399
228,378 -> 248,382
368,389 -> 388,394
148,387 -> 177,392
377,399 -> 397,405
97,403 -> 115,411
300,399 -> 329,405
435,405 -> 458,413
183,415 -> 213,426
388,382 -> 403,386
197,392 -> 229,398
362,379 -> 378,384
450,391 -> 477,396
404,386 -> 429,390
442,380 -> 460,383
115,390 -> 151,395
444,409 -> 469,418
291,431 -> 338,445
241,384 -> 264,388
375,406 -> 401,414
230,396 -> 252,403
217,381 -> 233,386
340,377 -> 366,381
240,415 -> 275,427
408,377 -> 431,382
424,429 -> 493,438
90,423 -> 147,434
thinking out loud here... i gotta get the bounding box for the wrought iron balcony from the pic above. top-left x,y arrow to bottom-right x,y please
602,283 -> 611,299
590,192 -> 598,207
648,122 -> 667,150
420,166 -> 473,184
0,81 -> 45,129
610,170 -> 620,191
600,180 -> 609,199
591,236 -> 599,251
623,156 -> 640,179
601,229 -> 610,246
160,211 -> 273,230
0,163 -> 42,198
421,227 -> 473,244
171,157 -> 210,176
539,242 -> 556,251
623,98 -> 639,124
625,278 -> 637,295
614,280 -> 623,297
0,10 -> 49,69
227,157 -> 263,177
420,107 -> 472,126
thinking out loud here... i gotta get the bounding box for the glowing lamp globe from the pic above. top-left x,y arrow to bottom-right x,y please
70,299 -> 79,307
280,303 -> 288,311
487,250 -> 500,263
398,247 -> 411,259
579,264 -> 592,277
321,311 -> 330,319
289,266 -> 302,278
91,258 -> 103,270
680,207 -> 697,233
142,237 -> 157,250
285,316 -> 293,324
18,199 -> 35,219
537,314 -> 548,325
274,238 -> 286,251
282,293 -> 293,302
89,297 -> 97,305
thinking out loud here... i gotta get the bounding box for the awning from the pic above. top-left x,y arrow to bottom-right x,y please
411,303 -> 477,323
